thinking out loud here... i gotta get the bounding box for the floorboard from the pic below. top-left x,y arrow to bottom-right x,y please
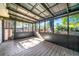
0,37 -> 79,56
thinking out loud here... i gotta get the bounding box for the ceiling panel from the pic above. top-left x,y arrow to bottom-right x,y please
20,3 -> 33,10
32,8 -> 41,14
50,5 -> 59,13
58,3 -> 67,11
27,12 -> 36,17
54,9 -> 66,16
7,3 -> 17,10
49,8 -> 55,15
36,4 -> 45,12
40,13 -> 46,17
46,3 -> 56,8
17,6 -> 29,14
50,4 -> 67,14
34,16 -> 41,20
43,10 -> 51,16
29,3 -> 36,6
69,3 -> 78,7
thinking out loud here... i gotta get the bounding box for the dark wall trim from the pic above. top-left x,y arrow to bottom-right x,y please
2,20 -> 4,42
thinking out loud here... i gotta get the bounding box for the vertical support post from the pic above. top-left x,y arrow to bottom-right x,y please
32,23 -> 33,32
66,3 -> 70,48
67,3 -> 69,35
52,18 -> 54,34
22,22 -> 24,32
44,20 -> 46,32
39,21 -> 40,32
28,23 -> 29,32
14,20 -> 16,39
67,14 -> 69,35
2,19 -> 4,42
34,23 -> 35,31
35,23 -> 36,31
8,20 -> 10,39
49,18 -> 54,33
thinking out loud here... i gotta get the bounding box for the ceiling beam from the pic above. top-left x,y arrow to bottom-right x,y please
8,10 -> 36,22
41,3 -> 54,17
7,4 -> 38,21
7,7 -> 37,22
10,15 -> 33,23
9,13 -> 36,23
10,15 -> 34,23
15,3 -> 45,18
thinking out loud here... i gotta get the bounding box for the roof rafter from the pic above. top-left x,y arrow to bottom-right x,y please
7,7 -> 37,22
9,13 -> 36,23
8,10 -> 36,22
10,15 -> 34,23
7,4 -> 38,21
41,3 -> 54,17
15,3 -> 45,18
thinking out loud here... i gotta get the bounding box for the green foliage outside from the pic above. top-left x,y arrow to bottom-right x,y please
35,14 -> 79,33
55,14 -> 79,32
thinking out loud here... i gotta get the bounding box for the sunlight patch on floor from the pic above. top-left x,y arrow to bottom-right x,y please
18,38 -> 44,49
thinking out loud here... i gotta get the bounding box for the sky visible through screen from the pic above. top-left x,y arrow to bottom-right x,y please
54,18 -> 63,27
40,18 -> 63,28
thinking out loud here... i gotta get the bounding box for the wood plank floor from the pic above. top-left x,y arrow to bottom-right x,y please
0,37 -> 79,56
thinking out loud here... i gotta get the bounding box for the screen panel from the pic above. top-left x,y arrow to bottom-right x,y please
54,17 -> 67,34
69,13 -> 79,36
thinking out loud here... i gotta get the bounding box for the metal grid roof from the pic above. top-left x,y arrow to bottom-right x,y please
7,3 -> 79,23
